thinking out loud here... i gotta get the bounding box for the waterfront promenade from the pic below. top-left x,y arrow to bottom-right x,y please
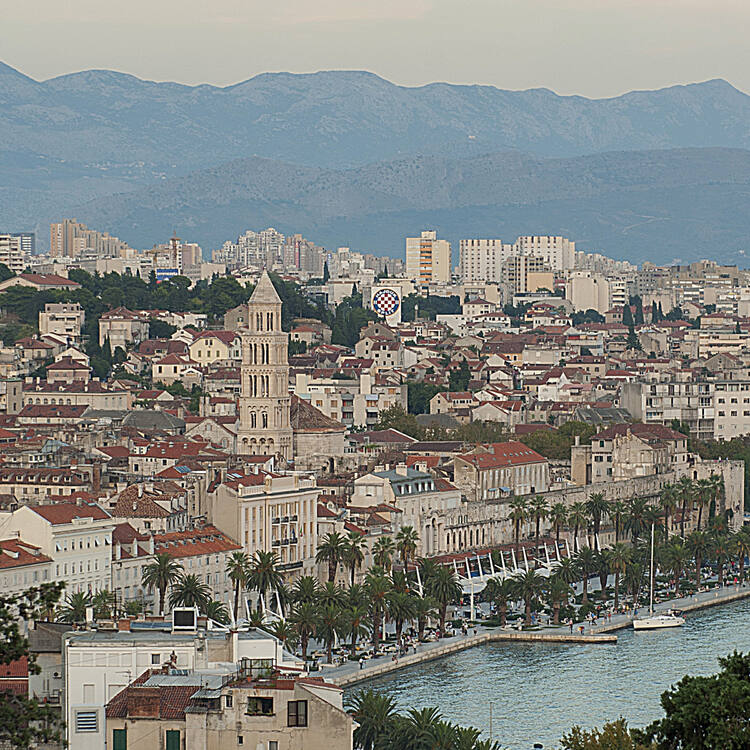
327,582 -> 750,688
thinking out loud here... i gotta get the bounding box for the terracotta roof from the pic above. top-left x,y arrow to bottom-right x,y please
153,525 -> 241,558
18,404 -> 87,418
19,273 -> 79,287
0,540 -> 52,569
593,423 -> 686,442
30,503 -> 110,525
457,441 -> 547,469
290,394 -> 345,432
106,673 -> 199,720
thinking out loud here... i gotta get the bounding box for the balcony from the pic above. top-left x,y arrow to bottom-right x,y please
272,540 -> 280,547
282,516 -> 289,523
290,514 -> 298,522
272,517 -> 281,524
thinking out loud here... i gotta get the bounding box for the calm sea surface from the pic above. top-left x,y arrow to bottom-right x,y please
345,598 -> 750,749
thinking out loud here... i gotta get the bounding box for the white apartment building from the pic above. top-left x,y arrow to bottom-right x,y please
515,235 -> 575,271
63,623 -> 296,750
565,271 -> 611,313
459,239 -> 514,282
0,234 -> 25,274
405,230 -> 451,284
0,502 -> 114,594
209,471 -> 320,578
294,372 -> 407,428
0,538 -> 52,596
38,303 -> 85,341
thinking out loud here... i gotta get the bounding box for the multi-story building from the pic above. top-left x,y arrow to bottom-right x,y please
39,303 -> 85,341
0,502 -> 114,594
0,538 -> 53,596
405,230 -> 451,284
98,307 -> 150,349
515,235 -> 575,271
453,441 -> 550,502
50,219 -> 131,259
459,239 -> 513,282
620,376 -> 714,441
501,255 -> 553,296
0,233 -> 25,274
294,372 -> 407,428
209,471 -> 320,578
565,271 -> 611,313
188,330 -> 241,366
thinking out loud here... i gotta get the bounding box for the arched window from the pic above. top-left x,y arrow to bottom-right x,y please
250,412 -> 256,428
262,412 -> 268,428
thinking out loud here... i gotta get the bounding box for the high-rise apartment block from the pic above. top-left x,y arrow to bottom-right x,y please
10,232 -> 35,254
405,230 -> 451,283
50,219 -> 131,258
460,235 -> 575,282
0,234 -> 26,274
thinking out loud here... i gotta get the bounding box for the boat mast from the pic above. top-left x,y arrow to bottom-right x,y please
649,522 -> 655,615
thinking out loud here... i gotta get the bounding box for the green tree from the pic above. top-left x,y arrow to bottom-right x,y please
149,318 -> 178,338
512,569 -> 546,627
291,575 -> 319,605
387,591 -> 417,645
484,577 -> 516,626
347,689 -> 398,750
562,718 -> 653,750
576,547 -> 597,604
316,531 -> 347,583
365,569 -> 392,652
343,531 -> 368,586
372,536 -> 397,572
638,651 -> 750,750
407,382 -> 446,415
248,550 -> 283,610
395,525 -> 419,576
57,591 -> 92,623
549,502 -> 568,547
586,492 -> 609,550
0,583 -> 66,748
141,552 -> 183,615
449,359 -> 471,391
374,404 -> 423,439
169,573 -> 211,610
608,543 -> 631,609
425,566 -> 462,636
317,603 -> 345,664
226,551 -> 251,623
508,496 -> 528,557
343,604 -> 371,650
529,495 -> 549,562
412,595 -> 437,640
92,589 -> 115,619
203,600 -> 230,624
289,602 -> 317,659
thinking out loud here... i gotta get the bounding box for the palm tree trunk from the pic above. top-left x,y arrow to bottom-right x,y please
680,500 -> 687,538
500,601 -> 507,627
439,603 -> 447,636
159,585 -> 166,616
582,574 -> 589,604
329,560 -> 336,583
574,524 -> 579,552
555,524 -> 561,546
553,601 -> 560,625
350,564 -> 355,587
697,504 -> 703,531
615,517 -> 620,543
372,609 -> 380,651
535,518 -> 541,561
514,521 -> 520,557
740,555 -> 745,582
664,512 -> 669,542
696,554 -> 702,586
327,639 -> 333,664
718,562 -> 724,587
524,597 -> 531,627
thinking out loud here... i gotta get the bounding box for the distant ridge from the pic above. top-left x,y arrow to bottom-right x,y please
3,60 -> 750,263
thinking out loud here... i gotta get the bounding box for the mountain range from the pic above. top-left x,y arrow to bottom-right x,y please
2,61 -> 750,263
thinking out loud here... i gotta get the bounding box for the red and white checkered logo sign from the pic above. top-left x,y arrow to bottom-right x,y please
372,288 -> 400,317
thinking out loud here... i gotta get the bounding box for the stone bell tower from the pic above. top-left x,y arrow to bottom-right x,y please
237,271 -> 292,459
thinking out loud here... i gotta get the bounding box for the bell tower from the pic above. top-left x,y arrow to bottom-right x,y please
237,271 -> 292,459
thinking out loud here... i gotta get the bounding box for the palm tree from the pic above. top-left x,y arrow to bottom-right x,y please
585,492 -> 609,550
529,495 -> 549,562
387,591 -> 417,646
365,569 -> 392,652
643,504 -> 663,538
401,707 -> 446,749
547,576 -> 569,625
317,603 -> 345,663
576,547 -> 596,604
624,496 -> 649,543
371,536 -> 396,572
317,581 -> 346,609
347,583 -> 369,610
395,526 -> 419,575
291,575 -> 319,605
316,531 -> 347,583
508,496 -> 528,557
343,531 -> 368,586
607,543 -> 630,610
92,589 -> 114,619
343,604 -> 371,650
247,608 -> 265,628
567,502 -> 588,553
347,689 -> 398,750
289,602 -> 317,659
225,551 -> 251,623
694,478 -> 713,531
709,473 -> 725,523
203,599 -> 230,624
169,573 -> 211,610
484,577 -> 516,627
662,538 -> 690,593
733,528 -> 750,582
269,619 -> 298,651
625,560 -> 646,607
609,500 -> 626,543
141,552 -> 183,615
687,530 -> 712,586
425,566 -> 462,636
548,502 -> 568,547
248,550 -> 283,612
713,534 -> 731,587
57,591 -> 92,623
659,484 -> 678,541
553,555 -> 580,589
512,569 -> 545,627
412,595 -> 437,640
594,549 -> 610,601
676,476 -> 694,538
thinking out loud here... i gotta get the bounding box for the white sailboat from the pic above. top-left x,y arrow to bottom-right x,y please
633,524 -> 685,631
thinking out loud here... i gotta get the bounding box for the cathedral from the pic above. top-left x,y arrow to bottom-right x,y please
237,271 -> 293,459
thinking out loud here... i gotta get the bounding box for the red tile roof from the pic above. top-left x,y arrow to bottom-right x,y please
153,525 -> 241,558
457,441 -> 547,469
30,503 -> 110,525
19,274 -> 80,287
0,540 -> 52,569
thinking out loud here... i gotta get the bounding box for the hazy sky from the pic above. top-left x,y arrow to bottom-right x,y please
4,0 -> 749,96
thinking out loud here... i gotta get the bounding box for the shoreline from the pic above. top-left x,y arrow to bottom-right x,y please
328,583 -> 750,688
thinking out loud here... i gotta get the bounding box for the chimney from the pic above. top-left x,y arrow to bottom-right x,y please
92,463 -> 101,492
395,463 -> 408,477
117,618 -> 131,631
574,435 -> 580,446
126,687 -> 160,718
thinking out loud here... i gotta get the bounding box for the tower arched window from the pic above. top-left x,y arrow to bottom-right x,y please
262,411 -> 268,428
250,412 -> 256,428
